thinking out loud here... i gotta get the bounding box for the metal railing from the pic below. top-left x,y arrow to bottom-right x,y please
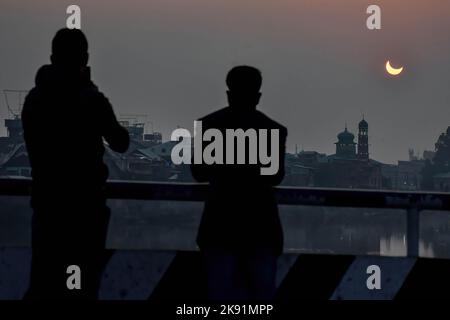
2,177 -> 450,257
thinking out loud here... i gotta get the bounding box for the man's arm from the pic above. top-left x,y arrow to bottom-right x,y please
191,162 -> 211,182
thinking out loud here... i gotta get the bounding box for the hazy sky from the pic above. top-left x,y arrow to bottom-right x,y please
1,0 -> 450,163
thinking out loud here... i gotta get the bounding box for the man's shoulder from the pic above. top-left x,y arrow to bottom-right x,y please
198,108 -> 287,136
198,107 -> 230,123
80,85 -> 111,111
22,87 -> 40,114
255,111 -> 287,135
81,82 -> 102,98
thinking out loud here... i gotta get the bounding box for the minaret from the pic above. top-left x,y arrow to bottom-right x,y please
358,117 -> 369,160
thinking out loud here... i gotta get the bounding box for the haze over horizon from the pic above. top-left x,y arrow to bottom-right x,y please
1,0 -> 450,164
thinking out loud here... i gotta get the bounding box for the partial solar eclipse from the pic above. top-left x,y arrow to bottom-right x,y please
386,60 -> 404,76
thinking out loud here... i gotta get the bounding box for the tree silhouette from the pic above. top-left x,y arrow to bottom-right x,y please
433,127 -> 450,169
422,127 -> 450,190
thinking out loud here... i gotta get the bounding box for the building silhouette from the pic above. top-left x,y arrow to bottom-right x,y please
283,118 -> 383,189
357,118 -> 369,160
334,118 -> 370,161
319,118 -> 382,189
335,126 -> 357,158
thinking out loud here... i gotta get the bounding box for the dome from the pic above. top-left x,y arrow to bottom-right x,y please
337,127 -> 355,144
359,118 -> 368,128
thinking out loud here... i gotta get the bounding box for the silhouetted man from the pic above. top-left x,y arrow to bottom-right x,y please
22,28 -> 129,299
191,66 -> 287,300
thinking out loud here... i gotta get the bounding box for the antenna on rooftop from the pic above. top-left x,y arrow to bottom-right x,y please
3,90 -> 28,119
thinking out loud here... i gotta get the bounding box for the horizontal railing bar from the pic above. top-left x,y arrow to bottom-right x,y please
1,177 -> 450,211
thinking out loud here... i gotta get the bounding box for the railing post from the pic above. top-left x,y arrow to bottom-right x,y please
406,205 -> 420,258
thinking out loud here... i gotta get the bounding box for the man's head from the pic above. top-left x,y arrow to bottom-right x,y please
50,28 -> 89,71
226,66 -> 262,110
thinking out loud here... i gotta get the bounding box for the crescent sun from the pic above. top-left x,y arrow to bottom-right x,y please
386,60 -> 404,76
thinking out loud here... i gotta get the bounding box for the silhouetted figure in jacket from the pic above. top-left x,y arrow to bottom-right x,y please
191,66 -> 287,300
22,28 -> 129,299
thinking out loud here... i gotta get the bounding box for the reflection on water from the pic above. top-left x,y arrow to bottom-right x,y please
380,235 -> 406,257
0,196 -> 449,259
380,234 -> 436,258
420,240 -> 435,258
